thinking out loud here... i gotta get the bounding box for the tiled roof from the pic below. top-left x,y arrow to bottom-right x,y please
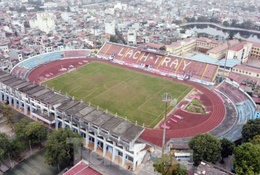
63,160 -> 101,175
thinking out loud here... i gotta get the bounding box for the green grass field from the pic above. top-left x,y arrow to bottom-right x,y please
43,62 -> 192,128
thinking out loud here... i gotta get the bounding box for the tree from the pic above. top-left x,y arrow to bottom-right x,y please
249,135 -> 260,145
14,119 -> 29,141
153,154 -> 173,175
0,132 -> 10,163
223,21 -> 230,27
188,134 -> 221,166
234,143 -> 260,175
172,163 -> 187,175
7,138 -> 25,160
242,118 -> 260,142
18,6 -> 27,12
109,35 -> 118,43
153,154 -> 187,175
185,17 -> 196,22
0,105 -> 18,127
220,138 -> 235,163
172,20 -> 182,25
25,121 -> 47,146
45,128 -> 82,169
197,16 -> 210,22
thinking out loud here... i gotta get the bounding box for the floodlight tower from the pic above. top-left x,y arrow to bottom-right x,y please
161,92 -> 172,156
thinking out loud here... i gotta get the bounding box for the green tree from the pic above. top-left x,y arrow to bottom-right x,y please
8,138 -> 25,160
172,163 -> 187,175
197,16 -> 210,22
153,154 -> 174,175
234,143 -> 260,175
109,35 -> 118,43
25,121 -> 47,146
188,134 -> 221,166
220,138 -> 235,163
0,105 -> 18,127
14,119 -> 29,141
44,128 -> 82,170
242,118 -> 260,142
185,17 -> 195,22
0,132 -> 10,163
249,135 -> 260,145
153,154 -> 187,175
172,20 -> 182,25
223,21 -> 230,27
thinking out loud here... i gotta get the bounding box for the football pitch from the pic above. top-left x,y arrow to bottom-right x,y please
43,62 -> 192,128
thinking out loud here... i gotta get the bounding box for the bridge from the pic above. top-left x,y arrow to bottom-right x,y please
180,22 -> 260,35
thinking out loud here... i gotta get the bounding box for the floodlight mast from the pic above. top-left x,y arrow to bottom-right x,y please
161,93 -> 172,156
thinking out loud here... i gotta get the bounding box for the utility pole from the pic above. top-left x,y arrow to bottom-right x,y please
223,40 -> 231,78
161,93 -> 172,156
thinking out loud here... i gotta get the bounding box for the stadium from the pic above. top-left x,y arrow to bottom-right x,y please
0,42 -> 256,170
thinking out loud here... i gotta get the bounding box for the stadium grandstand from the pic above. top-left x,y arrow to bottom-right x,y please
0,70 -> 146,171
3,41 -> 258,169
11,49 -> 90,79
215,79 -> 256,141
98,42 -> 219,84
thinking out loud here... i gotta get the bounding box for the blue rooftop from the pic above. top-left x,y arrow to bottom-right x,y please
216,59 -> 240,68
188,53 -> 218,65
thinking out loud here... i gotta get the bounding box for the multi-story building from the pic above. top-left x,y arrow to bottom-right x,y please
232,65 -> 260,79
207,40 -> 240,60
227,41 -> 252,63
105,21 -> 116,35
127,29 -> 137,46
0,71 -> 147,171
166,38 -> 196,56
196,38 -> 219,53
250,42 -> 260,59
0,38 -> 9,54
29,13 -> 56,34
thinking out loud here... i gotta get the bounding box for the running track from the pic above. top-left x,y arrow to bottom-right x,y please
27,58 -> 225,147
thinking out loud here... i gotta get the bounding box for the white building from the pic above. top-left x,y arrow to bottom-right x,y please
127,29 -> 137,46
105,21 -> 116,35
29,13 -> 56,34
0,39 -> 9,54
114,2 -> 127,10
227,41 -> 252,63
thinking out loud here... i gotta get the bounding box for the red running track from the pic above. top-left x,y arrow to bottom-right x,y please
28,58 -> 89,84
27,58 -> 225,147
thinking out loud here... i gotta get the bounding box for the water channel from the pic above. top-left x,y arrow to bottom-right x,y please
184,24 -> 260,43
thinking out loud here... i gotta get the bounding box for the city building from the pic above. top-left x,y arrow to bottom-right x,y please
127,29 -> 137,46
207,40 -> 240,60
166,38 -> 196,56
196,38 -> 219,53
227,41 -> 253,63
29,13 -> 56,34
105,21 -> 116,35
232,65 -> 260,79
0,38 -> 9,54
250,42 -> 260,59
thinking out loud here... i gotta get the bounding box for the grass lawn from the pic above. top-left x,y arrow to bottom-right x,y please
43,62 -> 192,128
185,98 -> 206,114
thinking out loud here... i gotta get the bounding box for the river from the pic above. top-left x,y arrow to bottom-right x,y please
184,25 -> 260,43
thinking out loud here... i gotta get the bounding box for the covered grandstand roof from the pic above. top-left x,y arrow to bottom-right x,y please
189,53 -> 218,65
216,58 -> 240,68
